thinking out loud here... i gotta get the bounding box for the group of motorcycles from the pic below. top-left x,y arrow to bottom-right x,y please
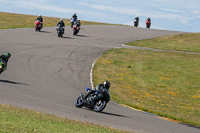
134,17 -> 151,29
34,17 -> 109,112
35,18 -> 80,38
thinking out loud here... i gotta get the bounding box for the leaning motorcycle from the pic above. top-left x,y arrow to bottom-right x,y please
0,60 -> 7,74
75,87 -> 110,112
35,20 -> 42,31
56,24 -> 64,37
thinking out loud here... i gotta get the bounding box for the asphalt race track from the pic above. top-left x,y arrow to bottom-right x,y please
0,25 -> 199,133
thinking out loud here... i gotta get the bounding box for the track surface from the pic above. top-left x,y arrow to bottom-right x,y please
0,25 -> 199,133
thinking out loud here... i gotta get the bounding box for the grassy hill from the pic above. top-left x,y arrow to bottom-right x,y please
93,33 -> 200,127
0,12 -> 112,29
126,33 -> 200,53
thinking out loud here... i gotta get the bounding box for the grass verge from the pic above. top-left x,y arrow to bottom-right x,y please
126,33 -> 200,53
93,48 -> 200,127
0,12 -> 113,29
0,104 -> 129,133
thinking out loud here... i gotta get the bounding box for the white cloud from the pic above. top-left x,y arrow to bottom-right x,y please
1,0 -> 73,13
78,2 -> 140,16
78,2 -> 192,25
192,10 -> 200,14
160,8 -> 187,14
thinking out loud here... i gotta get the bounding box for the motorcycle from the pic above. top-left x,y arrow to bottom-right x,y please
35,20 -> 42,31
146,20 -> 151,28
56,24 -> 64,37
0,60 -> 7,74
73,22 -> 79,36
75,87 -> 110,112
71,17 -> 77,28
134,19 -> 138,27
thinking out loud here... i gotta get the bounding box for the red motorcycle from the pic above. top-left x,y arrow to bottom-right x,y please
35,20 -> 42,31
73,23 -> 79,35
146,20 -> 151,29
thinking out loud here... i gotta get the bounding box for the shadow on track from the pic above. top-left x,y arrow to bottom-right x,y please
76,35 -> 89,37
0,79 -> 29,86
179,123 -> 200,130
79,107 -> 130,118
39,31 -> 51,33
101,111 -> 131,118
61,36 -> 73,39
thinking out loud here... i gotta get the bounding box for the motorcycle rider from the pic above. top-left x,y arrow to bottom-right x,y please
0,52 -> 11,73
57,18 -> 65,33
71,13 -> 78,28
77,19 -> 81,28
83,81 -> 111,106
72,13 -> 77,21
146,17 -> 151,28
134,16 -> 139,27
36,15 -> 43,28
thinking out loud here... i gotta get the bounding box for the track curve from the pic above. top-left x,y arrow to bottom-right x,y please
0,25 -> 199,133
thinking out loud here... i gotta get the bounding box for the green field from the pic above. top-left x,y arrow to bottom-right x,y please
93,33 -> 200,127
0,12 -> 113,29
126,33 -> 200,52
0,104 -> 129,133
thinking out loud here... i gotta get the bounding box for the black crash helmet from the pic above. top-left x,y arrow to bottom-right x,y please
104,81 -> 110,89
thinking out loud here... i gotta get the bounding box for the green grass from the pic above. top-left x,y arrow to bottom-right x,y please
0,104 -> 129,133
126,33 -> 200,53
93,48 -> 200,127
0,12 -> 113,29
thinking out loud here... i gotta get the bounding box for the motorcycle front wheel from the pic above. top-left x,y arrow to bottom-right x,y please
94,100 -> 107,112
75,96 -> 84,108
73,30 -> 77,36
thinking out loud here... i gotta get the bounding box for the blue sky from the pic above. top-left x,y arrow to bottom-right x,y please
0,0 -> 200,32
